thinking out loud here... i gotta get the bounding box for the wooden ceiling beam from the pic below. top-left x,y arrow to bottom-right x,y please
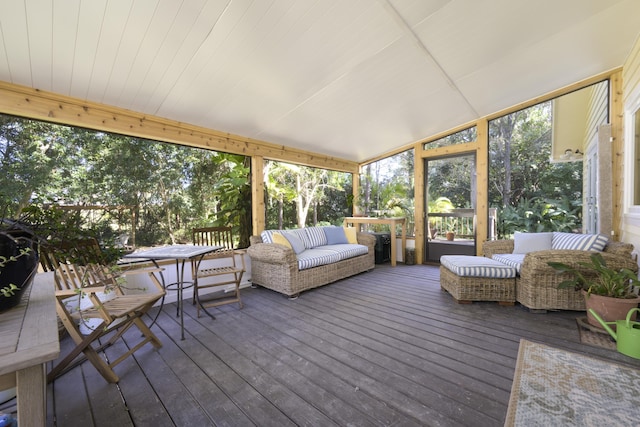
0,81 -> 359,174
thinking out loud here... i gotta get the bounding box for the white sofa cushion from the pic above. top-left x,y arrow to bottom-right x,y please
491,253 -> 525,274
297,248 -> 342,270
552,232 -> 608,251
322,244 -> 369,261
513,232 -> 552,254
440,255 -> 517,278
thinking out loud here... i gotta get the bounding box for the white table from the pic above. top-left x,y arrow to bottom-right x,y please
124,245 -> 222,340
0,272 -> 59,426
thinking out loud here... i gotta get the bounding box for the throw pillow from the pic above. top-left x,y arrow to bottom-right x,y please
303,227 -> 328,248
343,227 -> 358,244
513,232 -> 553,254
552,232 -> 608,251
271,232 -> 292,249
260,229 -> 278,244
324,226 -> 348,245
281,231 -> 306,254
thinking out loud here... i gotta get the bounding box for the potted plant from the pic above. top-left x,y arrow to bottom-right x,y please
445,219 -> 457,241
0,218 -> 39,312
0,204 -> 90,312
549,253 -> 640,328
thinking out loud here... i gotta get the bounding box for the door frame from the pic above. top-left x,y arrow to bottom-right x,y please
423,152 -> 478,263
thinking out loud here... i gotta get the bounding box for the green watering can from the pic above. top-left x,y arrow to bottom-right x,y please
588,308 -> 640,359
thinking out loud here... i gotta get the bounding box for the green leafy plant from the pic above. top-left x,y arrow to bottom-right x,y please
548,253 -> 640,298
0,246 -> 33,297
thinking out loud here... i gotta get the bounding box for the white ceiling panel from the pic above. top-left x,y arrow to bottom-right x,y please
51,0 -> 80,95
414,0 -> 624,81
70,0 -> 108,99
0,0 -> 638,162
0,1 -> 31,85
25,0 -> 53,89
457,0 -> 640,116
114,0 -> 185,108
257,36 -> 471,159
100,0 -> 160,105
388,0 -> 451,28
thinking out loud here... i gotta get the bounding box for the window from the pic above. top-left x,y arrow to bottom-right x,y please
424,127 -> 476,149
359,150 -> 415,236
633,107 -> 640,205
487,81 -> 609,237
625,82 -> 640,223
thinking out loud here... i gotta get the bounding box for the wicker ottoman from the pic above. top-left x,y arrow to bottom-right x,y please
440,255 -> 516,305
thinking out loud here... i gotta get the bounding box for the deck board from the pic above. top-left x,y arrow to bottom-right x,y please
45,264 -> 640,426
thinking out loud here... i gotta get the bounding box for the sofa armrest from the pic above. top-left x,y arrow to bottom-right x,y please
482,239 -> 514,258
249,235 -> 264,246
604,241 -> 636,258
356,232 -> 376,250
522,249 -> 638,275
247,242 -> 297,265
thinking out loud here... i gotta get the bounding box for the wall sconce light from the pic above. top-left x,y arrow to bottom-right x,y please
560,148 -> 583,160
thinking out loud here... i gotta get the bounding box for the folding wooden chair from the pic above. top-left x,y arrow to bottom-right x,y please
191,227 -> 245,318
43,239 -> 165,383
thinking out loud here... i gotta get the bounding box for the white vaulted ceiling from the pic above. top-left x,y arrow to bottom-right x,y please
0,0 -> 639,163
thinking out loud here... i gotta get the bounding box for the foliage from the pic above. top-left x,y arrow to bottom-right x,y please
428,197 -> 454,214
0,210 -> 39,299
0,246 -> 32,297
0,114 -> 251,248
496,196 -> 581,238
359,150 -> 414,234
548,253 -> 640,298
426,127 -> 476,149
264,160 -> 351,229
486,101 -> 583,236
427,155 -> 473,209
0,88 -> 589,246
208,154 -> 252,248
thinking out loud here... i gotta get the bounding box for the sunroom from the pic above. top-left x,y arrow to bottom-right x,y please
1,1 -> 640,425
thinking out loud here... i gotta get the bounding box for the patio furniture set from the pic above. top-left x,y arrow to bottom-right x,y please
37,226 -> 245,384
440,232 -> 638,310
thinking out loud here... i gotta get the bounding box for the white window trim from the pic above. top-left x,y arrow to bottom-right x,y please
624,85 -> 640,227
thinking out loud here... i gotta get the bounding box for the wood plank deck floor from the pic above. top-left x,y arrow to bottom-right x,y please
45,264 -> 640,426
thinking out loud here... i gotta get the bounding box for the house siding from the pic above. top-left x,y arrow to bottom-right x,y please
621,33 -> 640,258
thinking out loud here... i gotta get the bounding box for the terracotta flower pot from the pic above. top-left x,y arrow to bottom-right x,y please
583,290 -> 640,329
445,232 -> 455,241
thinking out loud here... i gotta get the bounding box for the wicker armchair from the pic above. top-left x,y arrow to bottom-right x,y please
483,239 -> 637,311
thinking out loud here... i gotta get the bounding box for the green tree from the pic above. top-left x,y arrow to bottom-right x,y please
488,102 -> 583,235
0,117 -> 78,216
209,154 -> 252,248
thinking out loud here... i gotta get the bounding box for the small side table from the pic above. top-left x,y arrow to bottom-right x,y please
124,245 -> 222,340
0,272 -> 59,426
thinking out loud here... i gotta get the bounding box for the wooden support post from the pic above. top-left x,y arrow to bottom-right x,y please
251,156 -> 265,235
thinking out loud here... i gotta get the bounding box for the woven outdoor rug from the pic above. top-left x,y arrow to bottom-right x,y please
504,339 -> 640,426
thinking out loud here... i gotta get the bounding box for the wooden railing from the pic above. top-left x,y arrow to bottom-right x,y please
428,208 -> 497,241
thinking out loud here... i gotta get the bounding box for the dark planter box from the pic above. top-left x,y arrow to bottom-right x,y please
0,233 -> 39,312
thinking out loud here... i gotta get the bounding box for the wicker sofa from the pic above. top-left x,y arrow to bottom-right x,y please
247,227 -> 375,297
482,232 -> 637,311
